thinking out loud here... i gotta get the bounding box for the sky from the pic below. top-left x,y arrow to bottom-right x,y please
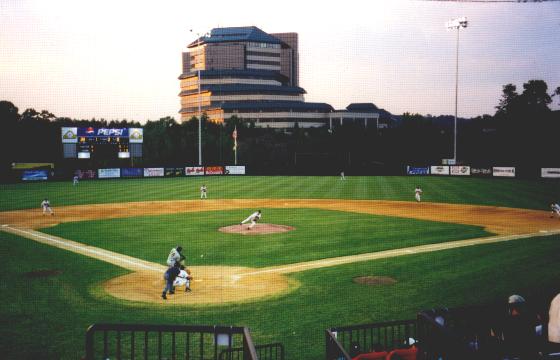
1,0 -> 559,123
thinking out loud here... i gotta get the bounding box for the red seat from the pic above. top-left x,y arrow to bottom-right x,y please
385,346 -> 418,360
352,351 -> 388,360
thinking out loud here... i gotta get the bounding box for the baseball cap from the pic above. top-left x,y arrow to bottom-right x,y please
508,294 -> 526,304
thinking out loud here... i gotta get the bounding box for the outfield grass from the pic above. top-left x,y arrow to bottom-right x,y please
41,208 -> 491,267
1,176 -> 558,211
2,230 -> 560,359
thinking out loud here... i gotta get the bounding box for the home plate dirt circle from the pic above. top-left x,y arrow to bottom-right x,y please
219,223 -> 295,235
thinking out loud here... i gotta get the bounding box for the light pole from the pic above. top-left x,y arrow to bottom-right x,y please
190,30 -> 207,166
445,16 -> 467,164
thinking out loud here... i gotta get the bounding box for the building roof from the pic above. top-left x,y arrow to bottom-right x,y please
188,26 -> 285,48
346,103 -> 380,112
179,69 -> 288,82
220,101 -> 334,112
179,84 -> 306,96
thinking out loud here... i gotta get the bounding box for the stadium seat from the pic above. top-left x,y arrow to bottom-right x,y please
385,346 -> 417,360
352,351 -> 388,360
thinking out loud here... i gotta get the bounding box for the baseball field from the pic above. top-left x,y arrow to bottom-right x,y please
1,176 -> 560,359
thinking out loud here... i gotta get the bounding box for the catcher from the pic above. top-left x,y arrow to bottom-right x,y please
173,265 -> 192,292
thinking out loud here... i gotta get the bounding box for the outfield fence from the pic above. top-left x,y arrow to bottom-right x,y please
84,323 -> 260,360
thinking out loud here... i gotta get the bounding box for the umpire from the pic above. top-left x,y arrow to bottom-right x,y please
161,262 -> 181,300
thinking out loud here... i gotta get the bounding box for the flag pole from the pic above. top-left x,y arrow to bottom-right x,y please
233,126 -> 238,165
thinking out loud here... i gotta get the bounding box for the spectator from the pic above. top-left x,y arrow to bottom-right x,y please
499,294 -> 539,359
548,293 -> 560,354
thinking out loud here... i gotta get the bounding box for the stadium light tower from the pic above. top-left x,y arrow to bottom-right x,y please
190,29 -> 209,166
446,16 -> 468,164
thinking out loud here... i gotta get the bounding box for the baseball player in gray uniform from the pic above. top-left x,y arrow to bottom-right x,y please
240,210 -> 261,230
166,246 -> 185,267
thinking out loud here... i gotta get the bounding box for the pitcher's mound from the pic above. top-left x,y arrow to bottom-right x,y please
219,223 -> 295,235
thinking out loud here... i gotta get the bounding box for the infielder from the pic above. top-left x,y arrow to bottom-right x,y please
551,203 -> 560,219
240,210 -> 261,230
415,186 -> 423,202
166,246 -> 185,267
200,185 -> 207,199
173,265 -> 192,292
72,175 -> 79,186
41,198 -> 54,215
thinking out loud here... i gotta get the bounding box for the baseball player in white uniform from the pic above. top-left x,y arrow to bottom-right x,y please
166,246 -> 185,267
200,185 -> 207,199
551,203 -> 560,218
415,186 -> 423,202
340,171 -> 346,180
41,199 -> 54,215
73,175 -> 79,186
240,210 -> 261,230
173,266 -> 192,292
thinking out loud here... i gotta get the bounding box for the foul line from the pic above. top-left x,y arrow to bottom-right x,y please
1,225 -> 164,273
237,231 -> 560,277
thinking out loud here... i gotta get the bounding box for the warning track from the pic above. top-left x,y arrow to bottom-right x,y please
2,199 -> 559,305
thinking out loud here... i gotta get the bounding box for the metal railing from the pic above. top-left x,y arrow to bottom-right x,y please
219,342 -> 284,360
84,323 -> 260,360
326,319 -> 417,359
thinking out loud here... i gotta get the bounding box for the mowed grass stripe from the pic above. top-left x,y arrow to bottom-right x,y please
1,176 -> 558,211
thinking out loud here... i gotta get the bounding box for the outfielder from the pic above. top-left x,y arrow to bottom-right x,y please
240,210 -> 261,230
415,186 -> 423,202
173,265 -> 192,292
41,198 -> 54,215
73,175 -> 79,186
200,185 -> 207,199
166,246 -> 185,267
551,203 -> 560,219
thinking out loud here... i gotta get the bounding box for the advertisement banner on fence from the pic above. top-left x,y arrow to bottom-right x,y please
22,170 -> 49,181
450,166 -> 471,176
225,166 -> 246,175
121,168 -> 143,177
98,168 -> 121,179
541,168 -> 560,178
165,167 -> 183,177
205,166 -> 224,175
143,168 -> 164,177
471,167 -> 492,176
406,166 -> 429,175
493,167 -> 515,177
430,166 -> 450,175
185,166 -> 204,176
75,169 -> 96,179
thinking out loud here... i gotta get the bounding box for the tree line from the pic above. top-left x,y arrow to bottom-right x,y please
1,79 -> 559,179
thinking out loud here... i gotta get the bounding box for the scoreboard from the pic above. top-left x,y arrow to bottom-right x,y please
61,127 -> 143,159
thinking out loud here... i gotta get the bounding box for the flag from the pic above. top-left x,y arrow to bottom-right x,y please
232,126 -> 237,150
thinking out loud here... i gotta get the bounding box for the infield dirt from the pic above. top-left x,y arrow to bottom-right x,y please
2,199 -> 560,305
